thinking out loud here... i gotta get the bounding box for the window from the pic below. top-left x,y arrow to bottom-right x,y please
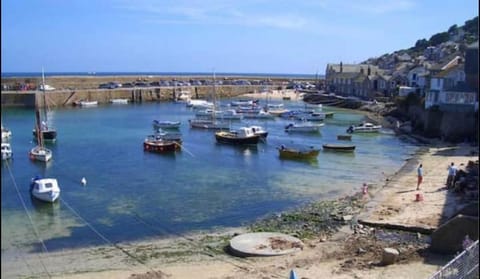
45,183 -> 52,189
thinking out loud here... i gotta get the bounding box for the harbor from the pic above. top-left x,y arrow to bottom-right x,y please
1,97 -> 422,277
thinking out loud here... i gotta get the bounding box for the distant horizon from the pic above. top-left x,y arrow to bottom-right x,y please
1,71 -> 324,79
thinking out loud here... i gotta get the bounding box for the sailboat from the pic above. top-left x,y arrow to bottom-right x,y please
30,70 -> 53,162
30,107 -> 53,162
32,69 -> 57,142
189,71 -> 229,130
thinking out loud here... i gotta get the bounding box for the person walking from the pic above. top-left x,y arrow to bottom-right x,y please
446,162 -> 457,189
417,164 -> 423,190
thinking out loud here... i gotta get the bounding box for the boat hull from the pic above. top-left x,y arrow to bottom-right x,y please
143,141 -> 179,153
29,147 -> 52,162
215,132 -> 260,145
31,190 -> 60,203
322,144 -> 355,152
152,121 -> 181,130
33,129 -> 57,141
189,119 -> 229,130
278,148 -> 320,160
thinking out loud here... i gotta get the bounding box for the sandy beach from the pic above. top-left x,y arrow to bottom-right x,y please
2,140 -> 477,279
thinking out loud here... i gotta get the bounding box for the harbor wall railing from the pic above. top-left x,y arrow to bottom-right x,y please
429,240 -> 479,279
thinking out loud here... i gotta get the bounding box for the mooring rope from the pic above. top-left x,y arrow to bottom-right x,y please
4,161 -> 52,278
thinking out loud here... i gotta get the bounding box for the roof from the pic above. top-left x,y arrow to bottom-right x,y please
434,64 -> 464,78
327,63 -> 381,74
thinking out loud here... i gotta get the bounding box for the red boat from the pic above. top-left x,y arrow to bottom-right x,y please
143,139 -> 179,153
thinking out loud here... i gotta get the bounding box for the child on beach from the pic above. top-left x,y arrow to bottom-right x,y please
446,162 -> 457,189
417,164 -> 423,190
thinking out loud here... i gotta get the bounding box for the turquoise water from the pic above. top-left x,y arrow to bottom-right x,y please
1,100 -> 417,253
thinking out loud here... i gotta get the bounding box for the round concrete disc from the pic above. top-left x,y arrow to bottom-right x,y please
229,232 -> 303,256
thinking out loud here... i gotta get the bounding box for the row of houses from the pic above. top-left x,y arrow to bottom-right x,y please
325,41 -> 478,112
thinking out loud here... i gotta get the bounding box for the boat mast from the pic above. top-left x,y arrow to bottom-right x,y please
41,68 -> 48,126
34,96 -> 44,148
212,69 -> 216,123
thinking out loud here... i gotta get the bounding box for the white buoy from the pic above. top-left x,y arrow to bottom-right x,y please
81,177 -> 87,186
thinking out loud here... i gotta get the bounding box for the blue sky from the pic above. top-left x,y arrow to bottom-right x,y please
1,0 -> 478,74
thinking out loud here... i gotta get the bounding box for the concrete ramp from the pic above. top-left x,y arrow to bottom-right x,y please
229,232 -> 303,257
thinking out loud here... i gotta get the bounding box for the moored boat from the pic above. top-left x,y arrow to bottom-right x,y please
150,129 -> 182,144
32,70 -> 57,142
322,144 -> 356,152
215,127 -> 260,145
152,120 -> 181,130
188,119 -> 230,130
245,125 -> 268,139
277,145 -> 320,160
110,98 -> 129,104
347,122 -> 381,133
29,146 -> 52,162
285,122 -> 323,133
30,176 -> 60,203
143,138 -> 179,153
2,124 -> 12,140
1,143 -> 13,160
75,100 -> 98,107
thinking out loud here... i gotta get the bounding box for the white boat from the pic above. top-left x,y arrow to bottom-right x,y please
215,127 -> 261,145
76,100 -> 98,107
189,119 -> 230,130
346,122 -> 382,133
30,82 -> 53,163
189,71 -> 231,130
30,177 -> 60,203
187,99 -> 214,109
29,146 -> 52,162
175,90 -> 191,103
152,120 -> 181,130
285,122 -> 324,133
219,109 -> 243,120
1,143 -> 13,160
110,98 -> 129,104
230,99 -> 255,106
295,112 -> 326,121
1,124 -> 12,140
195,108 -> 224,118
245,125 -> 268,138
267,103 -> 284,109
242,109 -> 275,119
267,108 -> 289,116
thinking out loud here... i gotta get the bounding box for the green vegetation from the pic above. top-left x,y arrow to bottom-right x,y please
249,194 -> 367,240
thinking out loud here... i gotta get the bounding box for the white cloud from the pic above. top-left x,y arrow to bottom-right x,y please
113,0 -> 310,30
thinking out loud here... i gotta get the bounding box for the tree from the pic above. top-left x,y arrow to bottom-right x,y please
414,39 -> 429,49
429,32 -> 450,46
448,24 -> 458,33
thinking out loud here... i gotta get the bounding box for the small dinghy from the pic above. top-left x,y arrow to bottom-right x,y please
322,144 -> 356,152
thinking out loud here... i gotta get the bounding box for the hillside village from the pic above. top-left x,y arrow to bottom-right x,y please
320,16 -> 478,143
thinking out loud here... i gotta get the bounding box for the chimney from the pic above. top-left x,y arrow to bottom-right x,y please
340,62 -> 343,73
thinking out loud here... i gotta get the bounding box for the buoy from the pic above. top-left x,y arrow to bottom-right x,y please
81,177 -> 87,186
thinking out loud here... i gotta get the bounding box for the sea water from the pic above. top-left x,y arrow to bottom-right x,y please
1,99 -> 417,253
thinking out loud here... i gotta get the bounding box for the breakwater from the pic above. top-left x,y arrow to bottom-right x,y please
1,85 -> 264,108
